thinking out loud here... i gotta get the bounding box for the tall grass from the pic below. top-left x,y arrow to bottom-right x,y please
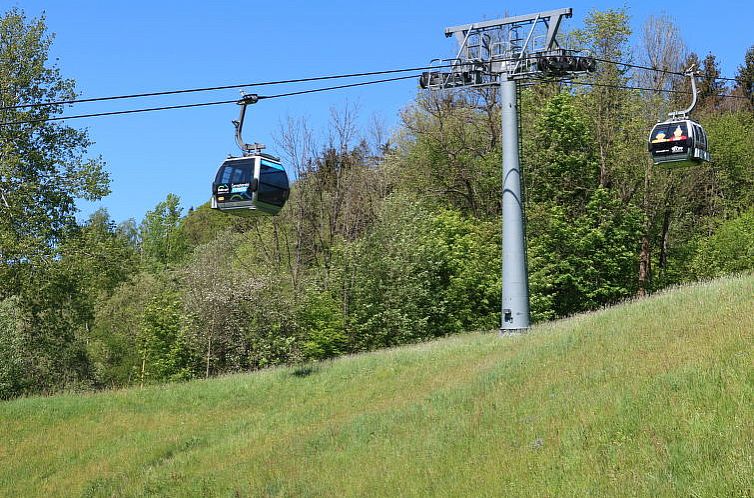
1,275 -> 752,497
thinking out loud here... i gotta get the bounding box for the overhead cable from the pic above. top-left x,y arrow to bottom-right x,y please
0,75 -> 419,126
0,65 -> 455,111
591,57 -> 739,82
0,57 -> 741,112
0,58 -> 748,127
567,79 -> 748,99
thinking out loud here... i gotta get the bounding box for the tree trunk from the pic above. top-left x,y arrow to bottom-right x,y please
637,235 -> 651,297
637,157 -> 655,297
658,204 -> 672,270
657,181 -> 675,275
205,334 -> 212,379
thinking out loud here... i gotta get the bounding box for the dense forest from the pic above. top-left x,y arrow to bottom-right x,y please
1,8 -> 753,399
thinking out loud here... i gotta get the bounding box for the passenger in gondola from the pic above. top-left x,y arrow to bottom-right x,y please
669,124 -> 687,141
652,131 -> 668,143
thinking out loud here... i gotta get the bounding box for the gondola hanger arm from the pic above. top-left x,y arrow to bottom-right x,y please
233,93 -> 266,156
668,65 -> 699,120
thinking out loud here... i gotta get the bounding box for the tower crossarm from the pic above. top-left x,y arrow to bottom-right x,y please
444,8 -> 572,54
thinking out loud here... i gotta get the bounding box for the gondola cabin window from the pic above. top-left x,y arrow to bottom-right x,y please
216,159 -> 252,186
650,122 -> 689,146
257,159 -> 290,208
692,122 -> 707,150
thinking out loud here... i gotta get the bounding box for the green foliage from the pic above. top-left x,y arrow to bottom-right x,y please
528,188 -> 645,319
394,92 -> 502,218
139,286 -> 192,383
525,92 -> 598,209
337,196 -> 447,349
691,209 -> 754,278
703,110 -> 754,214
178,202 -> 239,251
4,209 -> 139,393
572,8 -> 637,191
180,234 -> 291,374
698,52 -> 726,110
13,264 -> 96,394
140,193 -> 188,271
0,9 -> 113,397
574,8 -> 631,62
334,195 -> 500,350
243,275 -> 299,369
57,209 -> 138,322
297,291 -> 346,361
88,272 -> 159,387
0,9 -> 109,271
0,296 -> 28,399
431,210 -> 501,332
735,45 -> 754,107
91,270 -> 194,388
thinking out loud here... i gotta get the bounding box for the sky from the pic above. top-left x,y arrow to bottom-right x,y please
6,0 -> 752,224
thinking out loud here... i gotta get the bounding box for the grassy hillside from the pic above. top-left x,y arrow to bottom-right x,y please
1,275 -> 752,497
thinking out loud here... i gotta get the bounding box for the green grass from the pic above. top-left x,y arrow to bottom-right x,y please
2,275 -> 753,497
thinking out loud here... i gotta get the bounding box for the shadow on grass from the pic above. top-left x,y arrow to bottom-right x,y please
291,364 -> 319,378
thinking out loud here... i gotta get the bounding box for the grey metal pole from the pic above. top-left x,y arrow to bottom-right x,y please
500,74 -> 530,331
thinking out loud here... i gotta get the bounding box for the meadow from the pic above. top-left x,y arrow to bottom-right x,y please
1,275 -> 752,497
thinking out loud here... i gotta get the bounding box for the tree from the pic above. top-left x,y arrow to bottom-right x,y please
274,107 -> 389,301
296,290 -> 347,361
639,14 -> 687,95
0,9 -> 109,294
0,9 -> 111,396
528,188 -> 645,318
333,194 -> 500,350
0,296 -> 29,399
395,90 -> 502,218
635,15 -> 690,293
703,110 -> 754,215
180,234 -> 278,377
89,272 -> 160,387
57,209 -> 138,326
573,8 -> 632,189
698,52 -> 726,111
524,92 -> 598,212
177,202 -> 238,251
691,208 -> 754,278
138,286 -> 191,384
139,193 -> 187,271
735,45 -> 754,108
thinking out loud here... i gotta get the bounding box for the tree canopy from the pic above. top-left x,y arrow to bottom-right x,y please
1,7 -> 753,399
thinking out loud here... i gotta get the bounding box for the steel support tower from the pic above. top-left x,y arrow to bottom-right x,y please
421,8 -> 595,332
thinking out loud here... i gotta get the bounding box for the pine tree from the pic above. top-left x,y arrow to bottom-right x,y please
735,45 -> 754,108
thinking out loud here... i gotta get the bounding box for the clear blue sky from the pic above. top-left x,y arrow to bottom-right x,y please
7,0 -> 752,224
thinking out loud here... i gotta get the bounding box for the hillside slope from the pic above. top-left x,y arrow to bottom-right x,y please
1,275 -> 753,497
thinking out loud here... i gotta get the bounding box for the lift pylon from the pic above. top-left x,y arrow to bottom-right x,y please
422,8 -> 594,332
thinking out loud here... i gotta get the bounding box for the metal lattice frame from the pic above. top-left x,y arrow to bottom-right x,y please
422,8 -> 595,91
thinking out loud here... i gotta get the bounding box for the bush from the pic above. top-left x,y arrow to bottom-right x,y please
0,296 -> 28,399
297,291 -> 347,361
691,209 -> 754,278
